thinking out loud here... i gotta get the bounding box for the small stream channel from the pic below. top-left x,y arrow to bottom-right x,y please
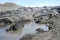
0,22 -> 48,40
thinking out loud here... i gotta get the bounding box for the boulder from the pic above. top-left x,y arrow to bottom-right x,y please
6,21 -> 24,31
0,18 -> 12,25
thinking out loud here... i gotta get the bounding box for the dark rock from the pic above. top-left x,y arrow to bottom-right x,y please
0,18 -> 12,25
49,14 -> 53,19
6,29 -> 10,31
9,24 -> 17,31
48,27 -> 53,30
35,28 -> 48,34
35,21 -> 40,23
6,24 -> 17,31
36,28 -> 45,32
6,22 -> 24,31
0,19 -> 12,23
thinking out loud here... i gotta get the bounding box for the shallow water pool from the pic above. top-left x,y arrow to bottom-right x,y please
0,22 -> 48,40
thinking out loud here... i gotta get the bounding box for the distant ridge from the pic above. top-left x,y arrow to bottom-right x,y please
0,2 -> 21,12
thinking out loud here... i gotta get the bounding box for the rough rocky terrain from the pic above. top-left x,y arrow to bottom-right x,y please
0,3 -> 60,40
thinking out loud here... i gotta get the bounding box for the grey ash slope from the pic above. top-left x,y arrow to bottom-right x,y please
0,3 -> 60,23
